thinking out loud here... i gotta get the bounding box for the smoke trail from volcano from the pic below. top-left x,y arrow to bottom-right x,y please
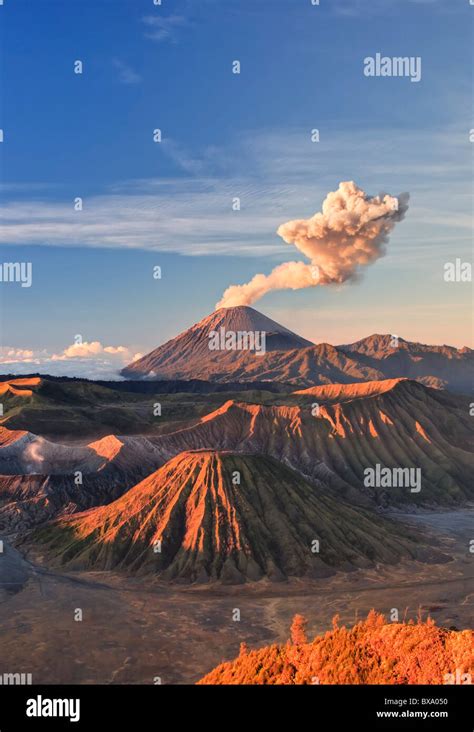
216,181 -> 409,309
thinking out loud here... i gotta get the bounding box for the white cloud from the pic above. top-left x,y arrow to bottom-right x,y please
0,126 -> 470,261
54,341 -> 105,360
0,347 -> 36,360
142,15 -> 188,43
0,341 -> 135,379
112,59 -> 142,85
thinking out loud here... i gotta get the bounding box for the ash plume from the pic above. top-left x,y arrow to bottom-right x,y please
217,181 -> 409,308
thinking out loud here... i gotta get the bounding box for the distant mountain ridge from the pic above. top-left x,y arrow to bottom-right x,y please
122,306 -> 473,393
340,333 -> 473,358
339,334 -> 473,391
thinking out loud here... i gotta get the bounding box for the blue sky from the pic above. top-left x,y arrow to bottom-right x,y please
0,0 -> 472,377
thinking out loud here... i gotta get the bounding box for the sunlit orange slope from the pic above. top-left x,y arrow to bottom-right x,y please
0,377 -> 41,398
293,377 -> 408,402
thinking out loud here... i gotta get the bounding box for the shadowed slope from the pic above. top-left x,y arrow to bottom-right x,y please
33,451 -> 430,582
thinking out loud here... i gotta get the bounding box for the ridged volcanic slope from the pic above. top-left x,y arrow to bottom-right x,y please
33,450 -> 428,583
